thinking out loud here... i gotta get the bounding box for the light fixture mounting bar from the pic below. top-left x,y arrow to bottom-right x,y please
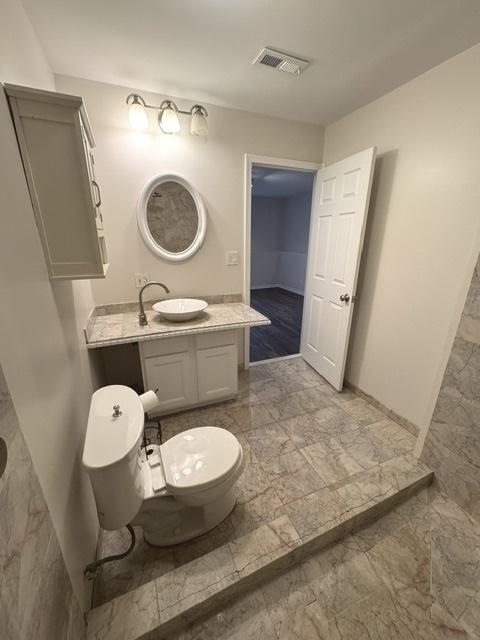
125,94 -> 208,116
126,93 -> 208,135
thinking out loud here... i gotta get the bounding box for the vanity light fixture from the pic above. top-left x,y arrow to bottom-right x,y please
127,94 -> 149,130
126,93 -> 208,136
190,105 -> 208,136
158,100 -> 180,134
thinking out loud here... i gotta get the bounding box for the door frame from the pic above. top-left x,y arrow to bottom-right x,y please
243,154 -> 323,368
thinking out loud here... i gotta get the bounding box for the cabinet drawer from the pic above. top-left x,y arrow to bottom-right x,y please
195,330 -> 236,350
143,352 -> 196,414
140,336 -> 192,359
197,344 -> 237,403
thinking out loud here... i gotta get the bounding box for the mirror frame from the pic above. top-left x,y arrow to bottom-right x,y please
137,173 -> 207,262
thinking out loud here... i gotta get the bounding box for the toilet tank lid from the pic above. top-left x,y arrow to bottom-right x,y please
82,385 -> 144,470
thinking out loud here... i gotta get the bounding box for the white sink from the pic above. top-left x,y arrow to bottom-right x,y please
153,298 -> 208,322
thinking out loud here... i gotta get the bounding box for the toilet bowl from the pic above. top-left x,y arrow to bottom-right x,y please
82,385 -> 244,546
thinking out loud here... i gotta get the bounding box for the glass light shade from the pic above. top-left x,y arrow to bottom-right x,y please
159,105 -> 180,134
190,110 -> 208,136
128,102 -> 149,130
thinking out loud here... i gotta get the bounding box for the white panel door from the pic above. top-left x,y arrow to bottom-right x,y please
300,147 -> 376,391
144,352 -> 197,415
197,345 -> 238,402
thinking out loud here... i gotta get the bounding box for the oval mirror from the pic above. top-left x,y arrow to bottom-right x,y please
137,174 -> 207,261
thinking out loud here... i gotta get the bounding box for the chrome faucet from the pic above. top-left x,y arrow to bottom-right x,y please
138,281 -> 170,326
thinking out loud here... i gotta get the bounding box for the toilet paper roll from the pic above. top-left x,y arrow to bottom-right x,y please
139,390 -> 160,413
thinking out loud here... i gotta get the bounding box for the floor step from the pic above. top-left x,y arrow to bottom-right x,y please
86,453 -> 433,640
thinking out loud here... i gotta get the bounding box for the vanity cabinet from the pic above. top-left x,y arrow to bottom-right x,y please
139,330 -> 238,416
143,351 -> 197,414
5,84 -> 108,280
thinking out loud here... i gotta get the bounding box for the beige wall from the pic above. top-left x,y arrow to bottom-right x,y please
0,0 -> 99,610
55,75 -> 325,305
324,44 -> 480,434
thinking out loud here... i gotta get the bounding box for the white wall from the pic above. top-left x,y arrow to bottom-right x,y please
251,196 -> 283,288
55,75 -> 325,305
324,43 -> 480,434
0,0 -> 99,610
251,193 -> 311,294
278,192 -> 312,294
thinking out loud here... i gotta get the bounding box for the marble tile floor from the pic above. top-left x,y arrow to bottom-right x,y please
93,356 -> 419,609
87,452 -> 432,639
165,485 -> 480,640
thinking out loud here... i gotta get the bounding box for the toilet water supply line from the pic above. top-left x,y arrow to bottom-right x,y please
84,524 -> 136,580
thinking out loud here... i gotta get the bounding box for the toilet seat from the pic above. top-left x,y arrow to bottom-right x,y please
160,426 -> 242,496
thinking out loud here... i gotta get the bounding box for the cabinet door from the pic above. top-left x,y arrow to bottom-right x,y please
82,134 -> 104,231
5,84 -> 107,280
144,352 -> 197,414
197,345 -> 237,403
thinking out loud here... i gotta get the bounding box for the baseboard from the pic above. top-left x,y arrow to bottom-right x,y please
250,353 -> 302,366
344,380 -> 420,437
250,284 -> 277,290
251,284 -> 304,296
278,284 -> 304,296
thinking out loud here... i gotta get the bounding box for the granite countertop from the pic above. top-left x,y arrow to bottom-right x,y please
84,302 -> 270,349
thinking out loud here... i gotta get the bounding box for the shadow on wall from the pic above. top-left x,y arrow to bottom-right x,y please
49,279 -> 102,592
345,150 -> 399,377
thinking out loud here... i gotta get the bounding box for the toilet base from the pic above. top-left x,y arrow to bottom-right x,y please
133,488 -> 237,547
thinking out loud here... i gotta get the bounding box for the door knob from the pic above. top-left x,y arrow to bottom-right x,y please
340,293 -> 350,303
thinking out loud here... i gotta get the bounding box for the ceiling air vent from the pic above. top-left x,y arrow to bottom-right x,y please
253,47 -> 309,75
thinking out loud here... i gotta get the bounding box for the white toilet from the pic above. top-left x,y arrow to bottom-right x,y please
82,385 -> 244,546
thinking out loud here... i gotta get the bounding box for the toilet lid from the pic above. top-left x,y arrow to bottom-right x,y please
161,427 -> 241,494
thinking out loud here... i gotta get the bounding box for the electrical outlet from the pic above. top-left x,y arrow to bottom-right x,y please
225,250 -> 239,266
134,273 -> 151,288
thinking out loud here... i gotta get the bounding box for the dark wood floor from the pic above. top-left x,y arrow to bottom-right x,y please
250,287 -> 304,362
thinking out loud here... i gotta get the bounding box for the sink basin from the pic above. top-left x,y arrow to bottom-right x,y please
153,298 -> 208,322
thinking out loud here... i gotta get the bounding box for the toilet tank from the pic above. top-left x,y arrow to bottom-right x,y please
82,385 -> 145,530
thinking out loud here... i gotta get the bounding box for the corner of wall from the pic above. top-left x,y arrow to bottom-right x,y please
0,0 -> 99,611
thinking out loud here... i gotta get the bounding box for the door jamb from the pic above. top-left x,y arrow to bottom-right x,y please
243,154 -> 322,369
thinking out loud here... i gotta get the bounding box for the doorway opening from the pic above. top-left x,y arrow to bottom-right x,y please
248,165 -> 316,363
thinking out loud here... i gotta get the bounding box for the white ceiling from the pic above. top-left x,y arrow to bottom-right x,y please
252,167 -> 315,198
21,0 -> 480,125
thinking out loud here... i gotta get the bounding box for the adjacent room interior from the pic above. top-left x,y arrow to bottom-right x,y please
1,1 -> 480,639
249,165 -> 315,362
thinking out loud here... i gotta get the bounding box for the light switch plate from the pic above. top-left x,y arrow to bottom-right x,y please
225,251 -> 239,266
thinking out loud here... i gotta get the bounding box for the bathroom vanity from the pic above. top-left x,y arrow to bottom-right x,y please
139,330 -> 238,415
85,302 -> 270,416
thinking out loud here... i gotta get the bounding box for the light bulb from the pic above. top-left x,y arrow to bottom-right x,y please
159,103 -> 180,134
190,107 -> 208,136
128,101 -> 149,130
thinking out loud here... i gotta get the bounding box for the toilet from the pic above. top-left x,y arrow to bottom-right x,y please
82,385 -> 244,546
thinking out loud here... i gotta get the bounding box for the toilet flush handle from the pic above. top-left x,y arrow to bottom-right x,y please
112,404 -> 122,418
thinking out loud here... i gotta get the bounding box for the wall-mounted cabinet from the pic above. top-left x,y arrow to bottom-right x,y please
5,84 -> 108,280
139,330 -> 238,416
